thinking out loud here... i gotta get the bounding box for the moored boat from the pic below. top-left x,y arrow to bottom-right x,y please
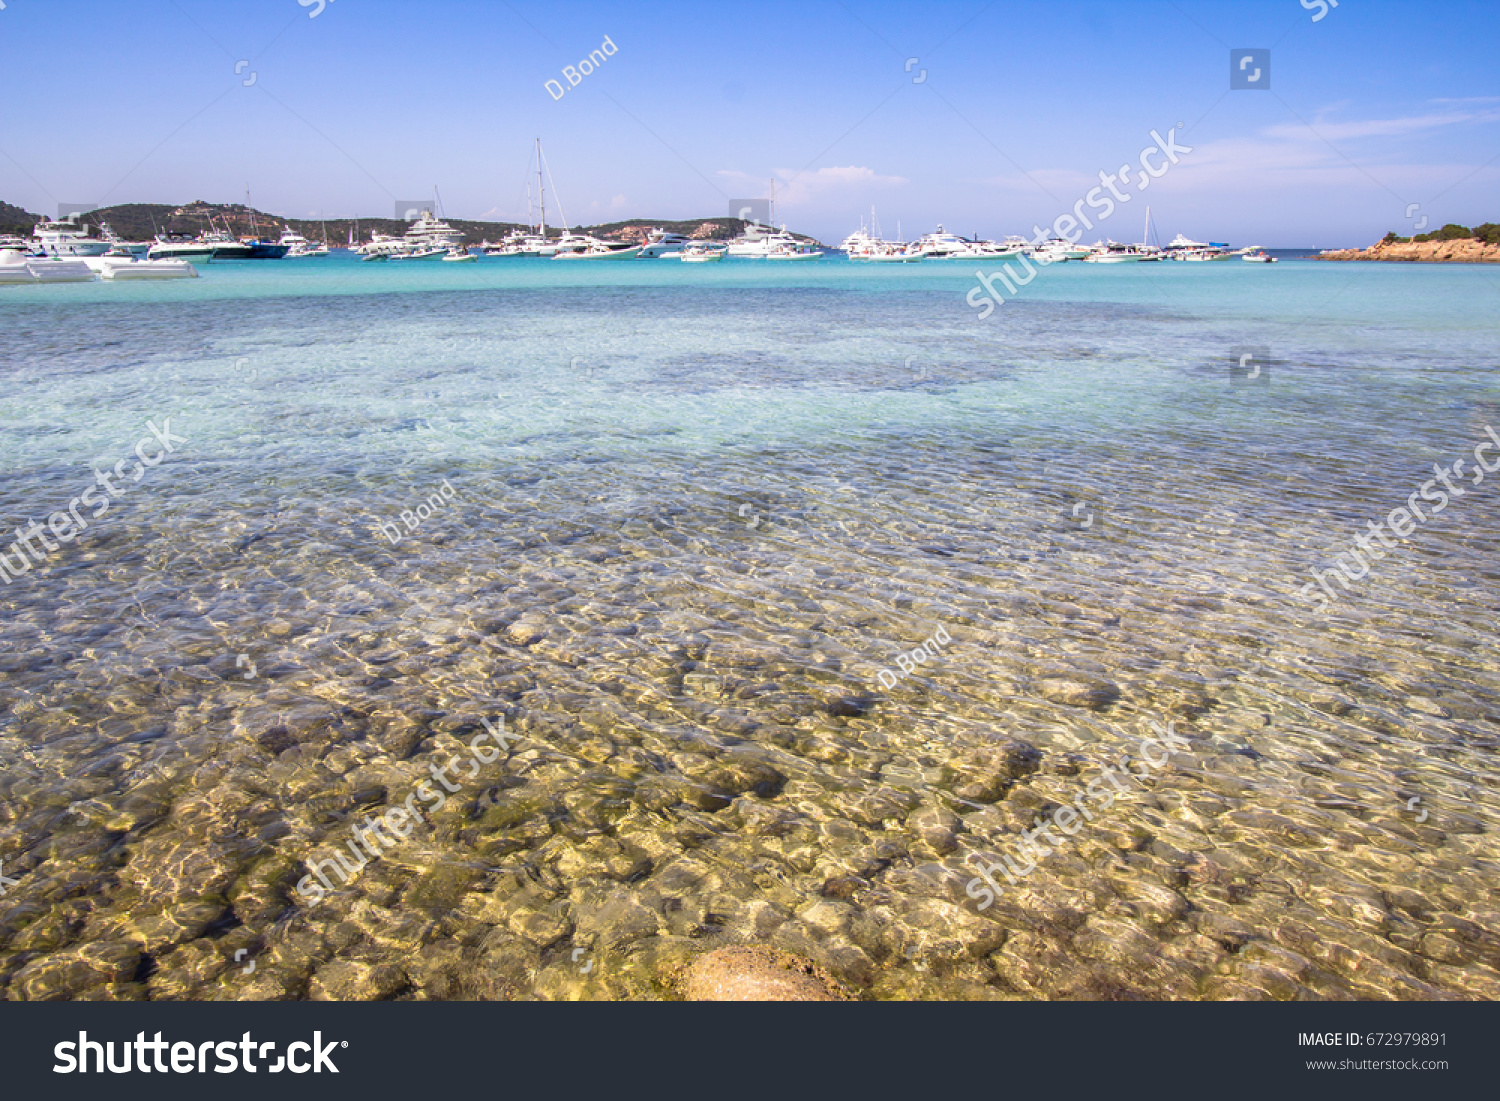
82,256 -> 198,280
147,234 -> 216,263
766,242 -> 824,260
32,219 -> 110,257
679,242 -> 726,262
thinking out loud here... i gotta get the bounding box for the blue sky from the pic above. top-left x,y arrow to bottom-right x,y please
1,0 -> 1496,246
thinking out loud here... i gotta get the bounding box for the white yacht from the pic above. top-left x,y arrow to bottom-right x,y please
679,242 -> 726,262
484,229 -> 555,256
1,248 -> 97,283
81,255 -> 198,280
841,226 -> 884,258
278,227 -> 329,257
766,242 -> 823,260
913,226 -> 984,258
1081,241 -> 1162,263
1030,238 -> 1091,262
864,244 -> 924,262
552,236 -> 642,259
98,223 -> 151,256
358,231 -> 410,258
147,234 -> 216,263
32,220 -> 111,257
390,246 -> 447,261
637,228 -> 691,258
403,209 -> 466,250
725,222 -> 801,257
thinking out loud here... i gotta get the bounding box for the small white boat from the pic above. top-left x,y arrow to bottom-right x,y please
1030,238 -> 1091,262
82,256 -> 198,280
441,245 -> 477,262
1241,248 -> 1278,263
766,242 -> 824,260
552,241 -> 642,259
0,249 -> 39,284
148,235 -> 216,263
1,249 -> 98,284
638,228 -> 691,258
865,249 -> 924,262
679,242 -> 725,262
391,247 -> 448,261
32,220 -> 111,257
279,228 -> 330,257
99,222 -> 151,256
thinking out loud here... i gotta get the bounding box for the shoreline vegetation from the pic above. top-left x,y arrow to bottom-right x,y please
1319,222 -> 1500,262
0,198 -> 813,248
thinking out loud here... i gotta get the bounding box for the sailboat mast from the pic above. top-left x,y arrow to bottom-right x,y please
537,138 -> 546,237
769,177 -> 775,228
1143,205 -> 1150,247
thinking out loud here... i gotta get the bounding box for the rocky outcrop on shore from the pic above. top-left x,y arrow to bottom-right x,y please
1319,237 -> 1500,262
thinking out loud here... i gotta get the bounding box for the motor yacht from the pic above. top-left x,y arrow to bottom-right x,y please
913,226 -> 986,258
864,245 -> 924,262
278,227 -> 330,257
390,247 -> 448,261
98,223 -> 151,256
679,242 -> 726,262
637,228 -> 691,258
81,255 -> 198,280
725,222 -> 800,257
1,248 -> 98,283
1030,238 -> 1091,262
32,219 -> 111,257
147,234 -> 216,263
403,209 -> 466,250
483,230 -> 555,256
552,237 -> 642,259
766,242 -> 824,260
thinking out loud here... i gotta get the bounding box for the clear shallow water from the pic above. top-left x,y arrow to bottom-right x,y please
1,254 -> 1497,1001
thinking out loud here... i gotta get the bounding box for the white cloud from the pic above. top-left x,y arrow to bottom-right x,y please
1262,107 -> 1500,143
718,165 -> 908,208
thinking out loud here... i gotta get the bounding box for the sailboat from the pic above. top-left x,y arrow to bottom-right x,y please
488,140 -> 560,256
726,179 -> 802,257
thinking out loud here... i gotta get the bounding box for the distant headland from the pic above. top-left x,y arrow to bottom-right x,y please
1319,222 -> 1500,262
0,199 -> 816,247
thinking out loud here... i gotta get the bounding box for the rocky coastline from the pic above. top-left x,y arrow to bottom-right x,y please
1319,237 -> 1500,262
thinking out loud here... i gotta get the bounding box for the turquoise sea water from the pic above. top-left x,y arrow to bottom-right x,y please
1,254 -> 1497,1000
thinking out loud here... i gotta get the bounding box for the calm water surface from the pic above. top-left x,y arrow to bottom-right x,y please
1,255 -> 1496,1000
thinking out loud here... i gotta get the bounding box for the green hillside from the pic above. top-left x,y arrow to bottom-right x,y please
0,199 -> 820,247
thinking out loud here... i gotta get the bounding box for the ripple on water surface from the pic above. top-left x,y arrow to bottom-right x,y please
0,267 -> 1497,1000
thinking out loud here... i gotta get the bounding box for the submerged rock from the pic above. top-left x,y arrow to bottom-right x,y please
1036,676 -> 1121,710
681,946 -> 848,1001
